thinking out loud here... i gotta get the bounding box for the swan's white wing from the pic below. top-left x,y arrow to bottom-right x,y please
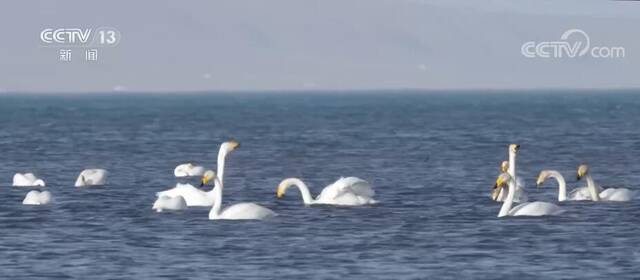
509,201 -> 564,216
152,195 -> 187,212
156,183 -> 214,206
599,188 -> 634,202
326,177 -> 374,198
216,203 -> 276,220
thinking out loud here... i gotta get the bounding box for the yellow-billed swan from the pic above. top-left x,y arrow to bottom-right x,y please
23,190 -> 52,205
156,141 -> 237,206
276,177 -> 377,206
201,170 -> 276,220
577,164 -> 634,202
75,169 -> 108,187
152,195 -> 187,212
13,173 -> 45,187
495,172 -> 563,217
174,163 -> 206,177
492,144 -> 527,202
536,170 -> 601,201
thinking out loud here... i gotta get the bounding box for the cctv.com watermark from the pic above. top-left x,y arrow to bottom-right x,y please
521,29 -> 625,59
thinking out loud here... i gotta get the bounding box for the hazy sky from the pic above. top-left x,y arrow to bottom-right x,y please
1,0 -> 639,93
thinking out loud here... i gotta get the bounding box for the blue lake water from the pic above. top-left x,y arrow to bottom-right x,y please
0,92 -> 639,279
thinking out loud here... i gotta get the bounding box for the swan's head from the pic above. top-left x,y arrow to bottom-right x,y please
276,182 -> 287,198
200,170 -> 217,187
221,140 -> 240,153
492,173 -> 511,200
577,164 -> 589,180
509,144 -> 520,154
500,161 -> 509,173
536,170 -> 550,187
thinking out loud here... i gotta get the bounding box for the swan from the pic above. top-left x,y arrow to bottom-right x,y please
156,141 -> 237,206
494,172 -> 564,217
536,170 -> 602,201
13,173 -> 45,187
152,195 -> 187,212
276,177 -> 377,206
22,190 -> 52,205
577,164 -> 634,202
174,163 -> 206,177
491,144 -> 528,202
202,170 -> 276,220
75,169 -> 108,187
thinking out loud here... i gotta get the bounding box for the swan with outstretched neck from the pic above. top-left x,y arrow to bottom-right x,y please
577,164 -> 633,202
276,177 -> 377,206
492,144 -> 527,202
494,172 -> 563,217
155,141 -> 236,207
201,168 -> 276,220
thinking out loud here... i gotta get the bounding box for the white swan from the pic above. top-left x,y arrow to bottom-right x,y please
201,170 -> 276,220
174,163 -> 206,177
13,173 -> 45,187
536,170 -> 601,201
22,190 -> 52,205
75,169 -> 108,187
495,172 -> 564,217
156,141 -> 237,206
276,177 -> 377,206
577,164 -> 634,202
152,195 -> 187,212
492,144 -> 527,202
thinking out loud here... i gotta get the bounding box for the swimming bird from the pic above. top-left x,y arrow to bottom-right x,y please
200,144 -> 276,220
536,170 -> 602,201
156,141 -> 237,206
276,177 -> 377,206
22,190 -> 52,205
577,164 -> 633,202
494,172 -> 563,217
74,169 -> 108,187
174,163 -> 206,177
492,144 -> 527,202
13,173 -> 45,187
152,195 -> 187,212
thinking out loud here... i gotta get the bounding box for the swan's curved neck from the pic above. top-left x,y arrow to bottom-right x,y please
547,171 -> 567,201
498,177 -> 516,217
585,173 -> 600,201
209,177 -> 224,219
216,146 -> 229,186
281,178 -> 314,204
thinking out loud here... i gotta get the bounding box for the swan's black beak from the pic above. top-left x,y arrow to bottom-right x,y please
576,175 -> 581,181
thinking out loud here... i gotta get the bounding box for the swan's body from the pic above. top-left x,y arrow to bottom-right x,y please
156,183 -> 216,206
537,170 -> 604,201
174,163 -> 206,177
152,195 -> 187,212
22,190 -> 52,205
202,142 -> 276,220
75,169 -> 108,187
13,173 -> 45,187
495,173 -> 563,217
493,145 -> 528,203
156,142 -> 235,207
277,177 -> 377,206
577,164 -> 634,202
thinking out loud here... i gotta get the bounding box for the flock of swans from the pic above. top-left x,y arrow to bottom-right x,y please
491,144 -> 634,217
7,141 -> 635,219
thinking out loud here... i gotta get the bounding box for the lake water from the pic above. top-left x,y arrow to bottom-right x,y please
0,92 -> 638,279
